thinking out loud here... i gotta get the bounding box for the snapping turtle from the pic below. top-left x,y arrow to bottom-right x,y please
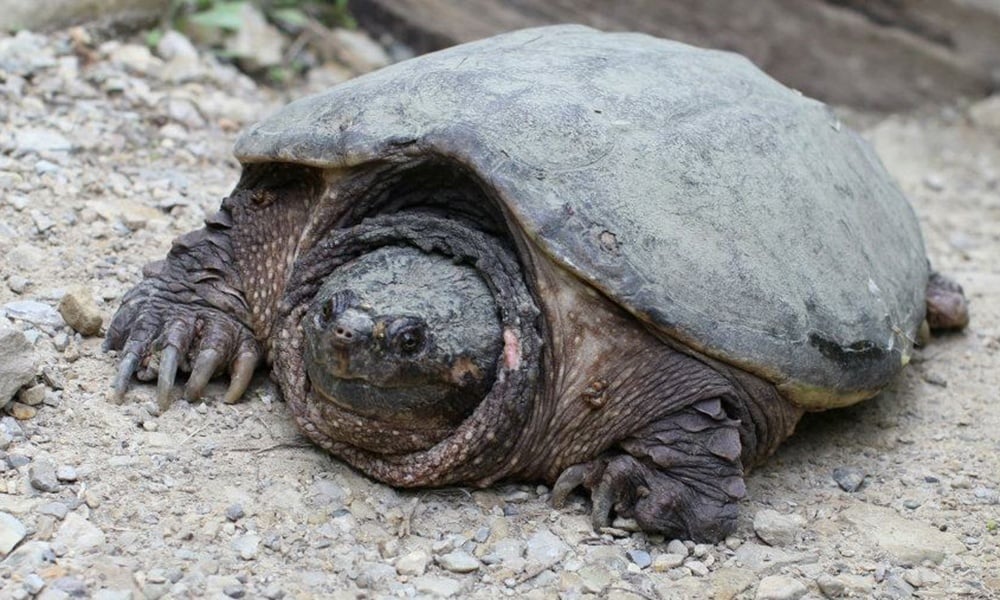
106,26 -> 969,541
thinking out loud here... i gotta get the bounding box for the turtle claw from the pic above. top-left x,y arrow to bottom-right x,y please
111,352 -> 140,404
156,345 -> 181,412
224,346 -> 259,404
105,279 -> 261,409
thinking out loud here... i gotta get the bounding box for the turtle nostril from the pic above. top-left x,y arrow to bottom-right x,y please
335,326 -> 353,339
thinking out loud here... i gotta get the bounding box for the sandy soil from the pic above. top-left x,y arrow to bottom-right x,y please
0,29 -> 997,600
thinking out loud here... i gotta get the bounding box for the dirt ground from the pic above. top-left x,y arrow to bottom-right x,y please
0,28 -> 997,600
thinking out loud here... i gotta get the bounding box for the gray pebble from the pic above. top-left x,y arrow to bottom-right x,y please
56,465 -> 77,482
231,533 -> 260,560
413,575 -> 463,598
884,574 -> 915,599
38,502 -> 69,520
903,500 -> 921,510
756,574 -> 808,600
30,459 -> 60,492
223,584 -> 245,598
753,509 -> 805,547
437,550 -> 480,573
23,573 -> 45,594
816,574 -> 845,598
261,584 -> 285,599
473,526 -> 491,543
52,576 -> 88,596
226,503 -> 245,521
652,553 -> 686,571
14,127 -> 72,154
41,366 -> 64,390
0,327 -> 37,407
626,549 -> 651,569
396,549 -> 430,576
8,454 -> 31,468
666,539 -> 689,556
18,383 -> 46,406
3,300 -> 65,328
686,559 -> 709,577
0,511 -> 28,556
7,275 -> 29,294
525,528 -> 569,565
832,467 -> 867,493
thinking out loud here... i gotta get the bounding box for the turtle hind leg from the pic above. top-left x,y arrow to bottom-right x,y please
926,271 -> 970,332
551,397 -> 746,541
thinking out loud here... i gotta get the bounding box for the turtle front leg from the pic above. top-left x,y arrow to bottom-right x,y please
106,164 -> 323,411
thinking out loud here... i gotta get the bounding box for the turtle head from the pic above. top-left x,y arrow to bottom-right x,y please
303,245 -> 503,429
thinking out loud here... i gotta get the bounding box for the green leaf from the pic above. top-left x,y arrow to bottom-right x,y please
145,28 -> 164,48
270,7 -> 309,28
187,1 -> 247,31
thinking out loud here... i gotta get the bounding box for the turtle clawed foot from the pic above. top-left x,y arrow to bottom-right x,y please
552,453 -> 741,542
925,272 -> 970,332
105,282 -> 261,412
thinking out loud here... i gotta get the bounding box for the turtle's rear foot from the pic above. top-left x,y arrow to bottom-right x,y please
926,272 -> 970,332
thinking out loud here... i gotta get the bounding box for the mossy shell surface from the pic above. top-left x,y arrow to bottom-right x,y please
235,25 -> 928,409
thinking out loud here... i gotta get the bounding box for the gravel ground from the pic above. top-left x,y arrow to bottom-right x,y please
0,27 -> 998,600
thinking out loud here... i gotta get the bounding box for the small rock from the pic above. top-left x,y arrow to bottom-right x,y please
666,539 -> 689,556
8,402 -> 37,420
396,549 -> 431,576
652,553 -> 686,571
52,576 -> 87,596
7,275 -> 29,294
261,583 -> 286,600
226,503 -> 245,521
3,301 -> 65,328
576,565 -> 613,593
627,549 -> 651,569
57,287 -> 103,336
23,573 -> 45,594
226,3 -> 284,69
14,127 -> 72,154
473,526 -> 490,543
525,528 -> 569,565
903,499 -> 921,510
38,502 -> 69,520
0,327 -> 37,407
437,550 -> 480,573
413,575 -> 463,597
108,43 -> 161,74
54,512 -> 105,551
232,533 -> 260,560
833,467 -> 865,493
324,28 -> 391,73
686,559 -> 709,577
30,459 -> 60,492
0,512 -> 27,556
17,383 -> 46,406
756,575 -> 807,600
223,584 -> 245,598
753,509 -> 806,547
922,173 -> 945,191
884,574 -> 915,599
817,574 -> 845,598
55,465 -> 77,482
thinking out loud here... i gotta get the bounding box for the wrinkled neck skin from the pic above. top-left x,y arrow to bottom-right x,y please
273,209 -> 545,487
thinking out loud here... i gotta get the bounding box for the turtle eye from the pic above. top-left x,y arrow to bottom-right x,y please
389,318 -> 427,356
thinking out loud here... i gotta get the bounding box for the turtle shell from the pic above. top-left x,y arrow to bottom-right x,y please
235,25 -> 928,410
